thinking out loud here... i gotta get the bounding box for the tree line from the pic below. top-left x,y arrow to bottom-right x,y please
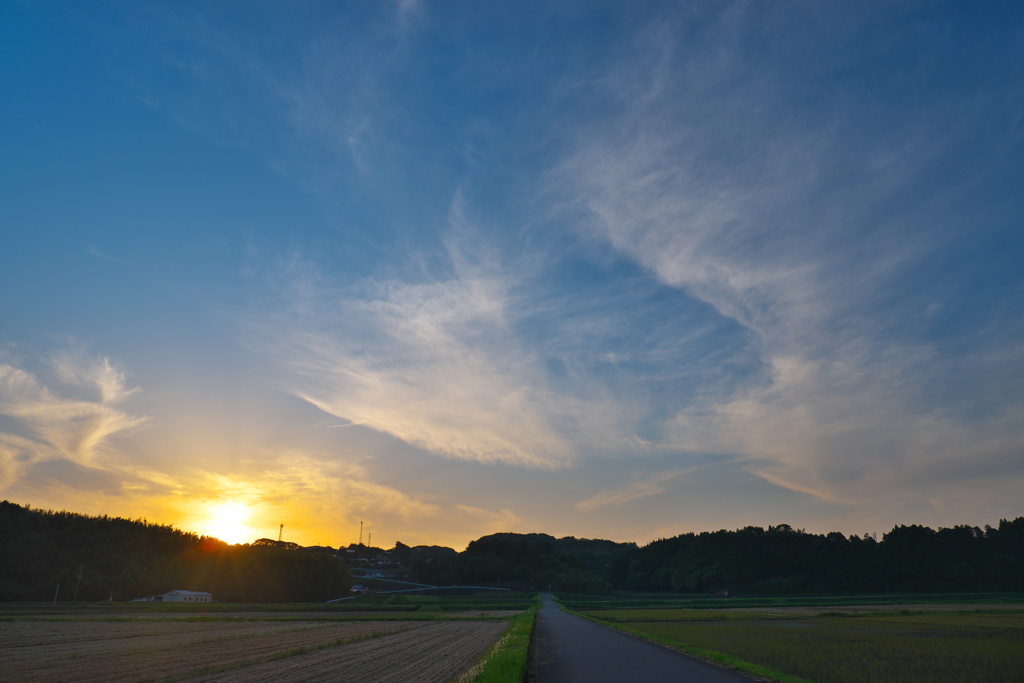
447,532 -> 633,592
412,521 -> 1024,594
611,520 -> 1024,594
4,499 -> 1022,599
0,501 -> 351,602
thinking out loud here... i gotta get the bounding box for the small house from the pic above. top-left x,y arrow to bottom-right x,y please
162,589 -> 213,603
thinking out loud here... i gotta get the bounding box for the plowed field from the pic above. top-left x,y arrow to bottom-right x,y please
0,618 -> 507,682
195,621 -> 507,683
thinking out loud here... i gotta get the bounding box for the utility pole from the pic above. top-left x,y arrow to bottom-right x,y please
72,565 -> 83,603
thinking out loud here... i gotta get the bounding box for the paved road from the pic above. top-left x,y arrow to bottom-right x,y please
528,594 -> 754,682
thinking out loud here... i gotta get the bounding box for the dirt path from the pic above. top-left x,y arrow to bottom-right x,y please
528,594 -> 755,682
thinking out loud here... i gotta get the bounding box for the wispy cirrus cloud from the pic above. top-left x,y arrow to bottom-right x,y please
254,164 -> 763,469
85,246 -> 133,268
455,504 -> 521,529
575,469 -> 688,512
0,354 -> 145,487
0,353 -> 439,545
259,238 -> 601,469
214,2 -> 1024,527
551,4 -> 1024,511
119,1 -> 418,188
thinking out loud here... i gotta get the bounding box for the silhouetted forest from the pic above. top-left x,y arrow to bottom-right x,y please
609,521 -> 1024,594
452,532 -> 634,592
439,522 -> 1024,594
4,500 -> 1023,600
0,501 -> 351,602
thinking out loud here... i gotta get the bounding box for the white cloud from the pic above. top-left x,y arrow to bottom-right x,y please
456,504 -> 521,526
272,277 -> 580,467
575,469 -> 687,512
124,2 -> 413,185
259,210 -> 638,468
3,443 -> 440,548
0,356 -> 145,487
551,7 -> 1024,511
393,0 -> 426,33
177,450 -> 439,525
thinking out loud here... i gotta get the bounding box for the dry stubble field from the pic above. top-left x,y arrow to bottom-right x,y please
0,616 -> 509,682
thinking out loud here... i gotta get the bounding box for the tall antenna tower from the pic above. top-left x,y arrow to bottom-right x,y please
278,524 -> 284,542
359,521 -> 363,546
368,532 -> 372,548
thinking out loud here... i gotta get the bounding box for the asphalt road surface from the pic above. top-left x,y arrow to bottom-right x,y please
528,594 -> 755,682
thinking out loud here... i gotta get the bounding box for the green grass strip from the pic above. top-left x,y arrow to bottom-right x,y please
459,600 -> 539,683
554,596 -> 816,683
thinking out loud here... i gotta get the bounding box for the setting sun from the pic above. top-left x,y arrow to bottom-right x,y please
201,501 -> 256,545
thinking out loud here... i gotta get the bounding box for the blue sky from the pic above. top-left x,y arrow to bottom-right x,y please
2,0 -> 1023,548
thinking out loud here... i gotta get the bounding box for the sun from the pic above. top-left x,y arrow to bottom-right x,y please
201,501 -> 256,545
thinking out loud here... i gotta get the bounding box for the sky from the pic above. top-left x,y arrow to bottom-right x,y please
2,1 -> 1023,550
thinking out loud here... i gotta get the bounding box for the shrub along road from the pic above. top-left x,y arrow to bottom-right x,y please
528,594 -> 754,682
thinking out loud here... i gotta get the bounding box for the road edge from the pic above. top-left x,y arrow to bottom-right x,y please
551,596 -> 815,683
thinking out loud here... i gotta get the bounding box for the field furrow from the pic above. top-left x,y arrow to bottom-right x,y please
0,621 -> 299,663
1,621 -> 416,683
193,620 -> 507,683
1,620 -> 270,648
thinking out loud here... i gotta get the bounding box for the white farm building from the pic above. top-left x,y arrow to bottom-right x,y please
161,590 -> 213,603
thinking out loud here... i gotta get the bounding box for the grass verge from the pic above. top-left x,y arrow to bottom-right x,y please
459,605 -> 538,683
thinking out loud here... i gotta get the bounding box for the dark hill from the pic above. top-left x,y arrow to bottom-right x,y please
456,532 -> 635,592
0,501 -> 351,602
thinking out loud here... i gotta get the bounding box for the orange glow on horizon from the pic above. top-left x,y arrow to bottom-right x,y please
197,501 -> 257,545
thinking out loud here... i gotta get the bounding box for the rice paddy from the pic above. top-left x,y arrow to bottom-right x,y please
570,597 -> 1024,682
